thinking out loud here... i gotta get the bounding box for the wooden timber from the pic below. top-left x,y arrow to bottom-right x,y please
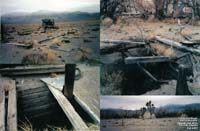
47,84 -> 89,130
155,36 -> 200,56
101,39 -> 146,45
125,56 -> 172,64
0,87 -> 5,131
0,79 -> 17,131
7,80 -> 17,131
0,65 -> 65,76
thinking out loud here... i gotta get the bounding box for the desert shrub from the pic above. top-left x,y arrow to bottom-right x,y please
155,108 -> 181,118
22,53 -> 48,64
101,70 -> 123,95
22,47 -> 56,64
101,109 -> 140,119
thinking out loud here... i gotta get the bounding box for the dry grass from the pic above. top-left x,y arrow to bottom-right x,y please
22,47 -> 56,64
181,28 -> 193,36
101,17 -> 113,27
41,47 -> 57,62
49,73 -> 58,78
151,43 -> 176,57
52,38 -> 62,45
101,70 -> 123,95
74,48 -> 92,61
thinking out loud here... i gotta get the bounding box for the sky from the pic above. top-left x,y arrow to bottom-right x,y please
101,96 -> 200,110
0,0 -> 99,15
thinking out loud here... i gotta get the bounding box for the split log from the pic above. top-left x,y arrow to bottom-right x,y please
101,39 -> 146,45
125,56 -> 172,64
155,36 -> 200,56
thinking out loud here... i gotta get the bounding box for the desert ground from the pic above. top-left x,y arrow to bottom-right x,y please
0,20 -> 99,64
101,117 -> 200,131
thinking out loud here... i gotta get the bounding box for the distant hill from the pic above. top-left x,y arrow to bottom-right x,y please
101,103 -> 200,119
159,103 -> 200,112
1,11 -> 99,24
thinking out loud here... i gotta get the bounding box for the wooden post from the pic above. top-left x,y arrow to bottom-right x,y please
63,64 -> 76,99
1,24 -> 5,42
176,65 -> 192,95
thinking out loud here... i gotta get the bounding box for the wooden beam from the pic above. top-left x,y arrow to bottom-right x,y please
101,39 -> 146,45
101,43 -> 145,54
63,64 -> 76,99
155,36 -> 200,56
137,64 -> 158,82
125,56 -> 172,64
0,65 -> 65,76
7,80 -> 17,131
0,87 -> 5,131
47,85 -> 88,130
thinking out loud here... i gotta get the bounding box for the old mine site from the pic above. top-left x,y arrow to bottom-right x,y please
100,0 -> 200,95
0,12 -> 99,64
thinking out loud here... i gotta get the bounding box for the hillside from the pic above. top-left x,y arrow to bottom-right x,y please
1,11 -> 100,24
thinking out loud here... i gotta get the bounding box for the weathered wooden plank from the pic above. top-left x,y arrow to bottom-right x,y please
16,82 -> 46,91
0,65 -> 64,71
74,95 -> 100,125
47,85 -> 88,130
19,90 -> 50,100
0,65 -> 65,76
0,69 -> 65,76
155,36 -> 200,56
17,86 -> 48,96
19,93 -> 54,106
7,80 -> 17,131
0,87 -> 5,131
125,56 -> 172,64
20,96 -> 55,109
23,103 -> 57,114
6,43 -> 32,48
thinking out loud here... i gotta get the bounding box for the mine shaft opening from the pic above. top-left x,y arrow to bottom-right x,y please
17,88 -> 96,130
17,89 -> 73,130
101,62 -> 178,95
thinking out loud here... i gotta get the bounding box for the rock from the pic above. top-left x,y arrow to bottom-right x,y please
102,17 -> 113,27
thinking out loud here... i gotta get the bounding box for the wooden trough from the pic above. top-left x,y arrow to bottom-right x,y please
0,65 -> 99,130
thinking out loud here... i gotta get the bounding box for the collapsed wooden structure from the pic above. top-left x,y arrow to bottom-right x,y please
100,36 -> 199,95
0,65 -> 99,130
